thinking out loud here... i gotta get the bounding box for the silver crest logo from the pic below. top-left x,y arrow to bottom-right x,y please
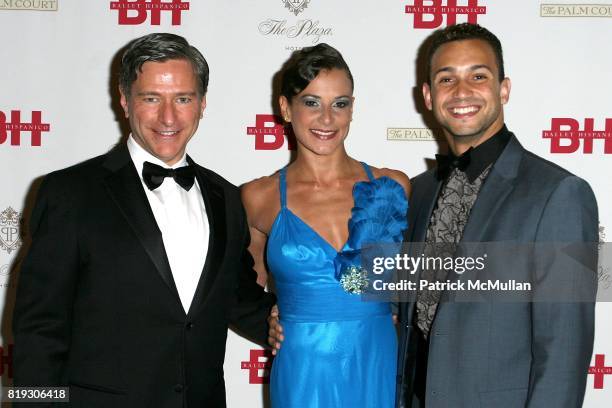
283,0 -> 310,16
0,207 -> 22,255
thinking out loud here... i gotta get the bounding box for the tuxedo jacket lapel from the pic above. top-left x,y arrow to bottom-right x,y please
102,146 -> 181,303
102,149 -> 230,316
187,159 -> 227,318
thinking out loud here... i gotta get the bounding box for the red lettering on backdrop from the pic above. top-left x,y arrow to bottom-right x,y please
110,0 -> 189,25
589,354 -> 612,389
247,114 -> 296,150
0,111 -> 50,147
542,118 -> 612,154
241,349 -> 274,384
405,0 -> 487,29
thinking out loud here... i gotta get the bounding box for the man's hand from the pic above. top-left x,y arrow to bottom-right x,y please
267,305 -> 284,355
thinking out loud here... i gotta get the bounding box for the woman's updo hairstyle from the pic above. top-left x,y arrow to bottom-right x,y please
280,43 -> 354,101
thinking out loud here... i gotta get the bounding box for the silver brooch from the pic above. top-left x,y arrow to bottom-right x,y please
339,265 -> 369,294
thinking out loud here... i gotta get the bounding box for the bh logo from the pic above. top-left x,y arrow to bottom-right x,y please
247,114 -> 296,150
542,118 -> 612,154
241,349 -> 274,384
405,0 -> 487,29
0,110 -> 50,147
589,354 -> 612,389
110,0 -> 190,25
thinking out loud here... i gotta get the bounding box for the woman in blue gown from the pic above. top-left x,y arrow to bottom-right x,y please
241,43 -> 411,407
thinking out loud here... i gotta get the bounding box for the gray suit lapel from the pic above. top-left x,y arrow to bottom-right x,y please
461,135 -> 523,242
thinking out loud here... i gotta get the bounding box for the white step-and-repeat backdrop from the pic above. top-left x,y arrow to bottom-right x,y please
0,1 -> 610,406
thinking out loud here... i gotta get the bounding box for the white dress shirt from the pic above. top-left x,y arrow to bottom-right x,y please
127,135 -> 209,313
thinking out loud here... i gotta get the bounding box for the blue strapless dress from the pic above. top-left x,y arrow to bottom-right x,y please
268,162 -> 408,408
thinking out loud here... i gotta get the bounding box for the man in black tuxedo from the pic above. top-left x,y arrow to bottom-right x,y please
13,33 -> 275,407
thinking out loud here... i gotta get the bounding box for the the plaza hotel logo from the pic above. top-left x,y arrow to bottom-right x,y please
259,0 -> 333,46
284,0 -> 310,16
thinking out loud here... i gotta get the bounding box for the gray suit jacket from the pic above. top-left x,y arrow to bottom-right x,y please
396,135 -> 598,408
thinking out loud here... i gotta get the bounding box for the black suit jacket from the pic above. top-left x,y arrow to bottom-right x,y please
13,144 -> 275,407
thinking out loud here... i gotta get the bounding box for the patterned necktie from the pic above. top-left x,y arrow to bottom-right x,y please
415,165 -> 491,338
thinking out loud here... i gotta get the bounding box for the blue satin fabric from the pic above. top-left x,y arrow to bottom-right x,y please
268,163 -> 406,408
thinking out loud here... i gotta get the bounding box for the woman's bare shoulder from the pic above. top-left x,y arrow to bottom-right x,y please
241,173 -> 283,235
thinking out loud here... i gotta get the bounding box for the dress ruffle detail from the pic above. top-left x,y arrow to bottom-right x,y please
335,176 -> 409,287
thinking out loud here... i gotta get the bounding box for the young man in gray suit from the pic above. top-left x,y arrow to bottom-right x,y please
396,24 -> 598,408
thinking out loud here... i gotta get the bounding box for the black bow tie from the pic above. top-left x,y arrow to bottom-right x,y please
142,161 -> 196,191
435,147 -> 473,180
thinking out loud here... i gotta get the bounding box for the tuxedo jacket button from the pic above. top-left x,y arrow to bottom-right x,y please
174,384 -> 183,393
186,322 -> 194,330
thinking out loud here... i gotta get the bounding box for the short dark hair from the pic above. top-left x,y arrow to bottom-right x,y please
119,33 -> 209,97
427,23 -> 505,83
280,43 -> 354,101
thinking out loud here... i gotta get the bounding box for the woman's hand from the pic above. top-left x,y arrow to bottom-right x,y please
267,305 -> 284,355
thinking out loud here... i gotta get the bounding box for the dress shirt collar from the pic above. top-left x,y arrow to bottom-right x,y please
461,124 -> 511,183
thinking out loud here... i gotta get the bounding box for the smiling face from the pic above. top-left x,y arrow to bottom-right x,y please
120,59 -> 206,166
280,68 -> 354,157
423,39 -> 510,151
